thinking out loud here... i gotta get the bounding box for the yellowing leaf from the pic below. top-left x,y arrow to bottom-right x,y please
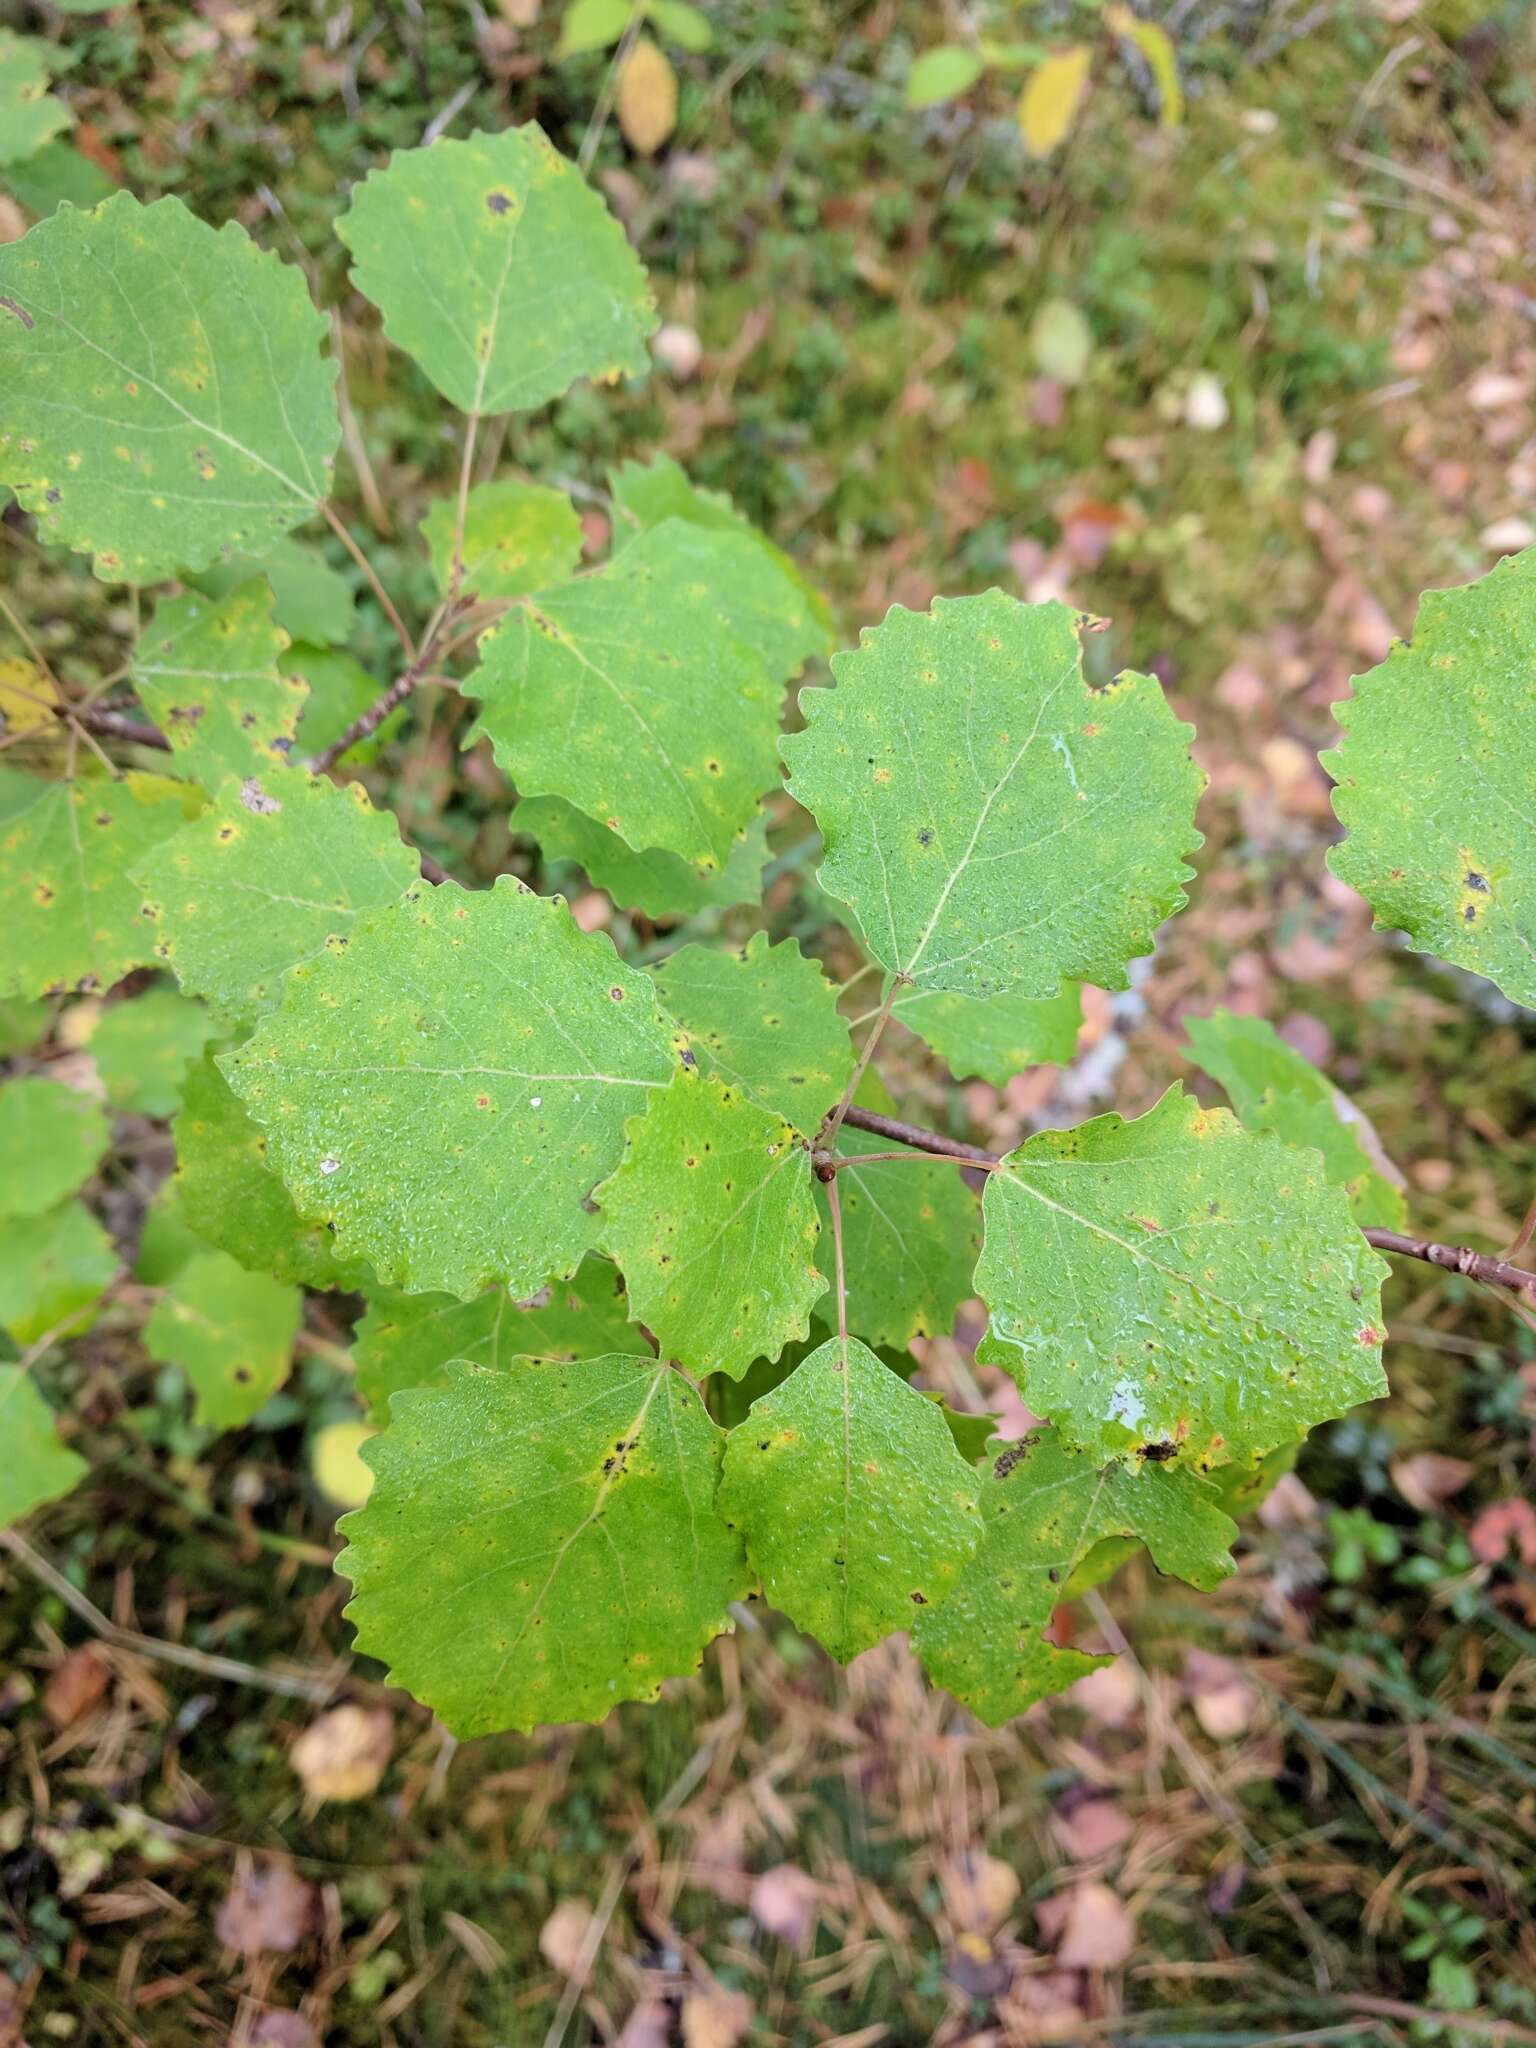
1018,46 -> 1091,159
1108,8 -> 1183,129
618,38 -> 678,156
311,1420 -> 377,1509
0,656 -> 55,734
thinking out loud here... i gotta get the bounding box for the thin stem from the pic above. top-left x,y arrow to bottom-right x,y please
824,973 -> 903,1147
830,1148 -> 1001,1174
321,501 -> 415,658
0,1528 -> 337,1704
0,592 -> 60,687
840,1102 -> 998,1166
825,1172 -> 848,1350
447,411 -> 481,603
1505,1194 -> 1536,1262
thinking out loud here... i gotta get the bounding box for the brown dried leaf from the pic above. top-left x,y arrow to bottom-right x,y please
289,1705 -> 393,1805
43,1645 -> 111,1729
1470,1497 -> 1536,1566
1051,1795 -> 1133,1862
941,1849 -> 1020,1934
749,1862 -> 819,1948
1391,1452 -> 1475,1514
1052,1880 -> 1136,1970
539,1898 -> 595,1977
681,1987 -> 754,2048
215,1859 -> 315,1956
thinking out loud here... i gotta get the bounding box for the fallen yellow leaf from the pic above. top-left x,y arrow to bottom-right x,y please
1018,46 -> 1092,159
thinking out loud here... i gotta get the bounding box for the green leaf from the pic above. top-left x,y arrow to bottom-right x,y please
814,1132 -> 980,1351
144,1248 -> 302,1429
718,1335 -> 982,1660
223,876 -> 677,1300
173,1051 -> 361,1290
132,582 -> 308,789
782,592 -> 1203,997
0,34 -> 71,169
649,0 -> 714,51
284,647 -> 402,766
1030,299 -> 1093,387
340,1357 -> 746,1735
469,524 -> 781,871
610,456 -> 835,649
514,792 -> 770,920
890,980 -> 1082,1086
89,987 -> 214,1117
0,192 -> 337,583
913,1430 -> 1236,1724
976,1085 -> 1389,1465
595,1067 -> 822,1374
1185,1009 -> 1406,1228
0,1199 -> 116,1345
352,1255 -> 650,1423
0,1075 -> 108,1220
0,1367 -> 88,1531
2,141 -> 115,219
0,996 -> 47,1056
0,769 -> 202,1000
420,479 -> 582,599
1324,548 -> 1536,1010
190,537 -> 355,648
337,126 -> 655,417
557,0 -> 634,57
131,769 -> 420,1017
654,933 -> 853,1130
133,1180 -> 204,1286
906,46 -> 986,109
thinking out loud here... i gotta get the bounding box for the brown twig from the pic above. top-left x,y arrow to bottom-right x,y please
0,1528 -> 337,1704
321,501 -> 414,657
840,1103 -> 997,1166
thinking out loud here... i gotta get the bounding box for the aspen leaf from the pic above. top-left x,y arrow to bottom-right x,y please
0,769 -> 202,1000
595,1067 -> 823,1374
1109,10 -> 1183,128
0,1075 -> 108,1220
0,35 -> 71,169
132,582 -> 307,791
557,0 -> 632,57
718,1335 -> 982,1660
337,126 -> 655,416
618,38 -> 678,157
0,1200 -> 117,1346
1185,1009 -> 1406,1227
514,792 -> 770,920
339,1357 -> 748,1735
914,1429 -> 1235,1724
1018,47 -> 1091,158
132,769 -> 420,1018
223,877 -> 677,1301
420,479 -> 581,600
468,523 -> 783,872
977,1086 -> 1389,1465
351,1255 -> 649,1422
650,1 -> 713,53
890,981 -> 1082,1086
310,1422 -> 377,1511
1324,547 -> 1536,1010
907,46 -> 986,109
144,1248 -> 302,1429
0,193 -> 337,582
190,537 -> 355,649
654,933 -> 854,1130
89,989 -> 215,1118
0,1366 -> 88,1530
782,591 -> 1203,998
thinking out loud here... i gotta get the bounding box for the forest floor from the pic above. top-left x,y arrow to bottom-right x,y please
3,2 -> 1536,2044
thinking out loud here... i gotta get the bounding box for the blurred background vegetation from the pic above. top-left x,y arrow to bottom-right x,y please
2,1 -> 1535,2042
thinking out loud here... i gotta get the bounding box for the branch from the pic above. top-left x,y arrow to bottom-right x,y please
839,1105 -> 1536,1300
1360,1228 -> 1536,1300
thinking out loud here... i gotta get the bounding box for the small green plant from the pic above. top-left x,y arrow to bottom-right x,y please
1,120 -> 1533,1740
